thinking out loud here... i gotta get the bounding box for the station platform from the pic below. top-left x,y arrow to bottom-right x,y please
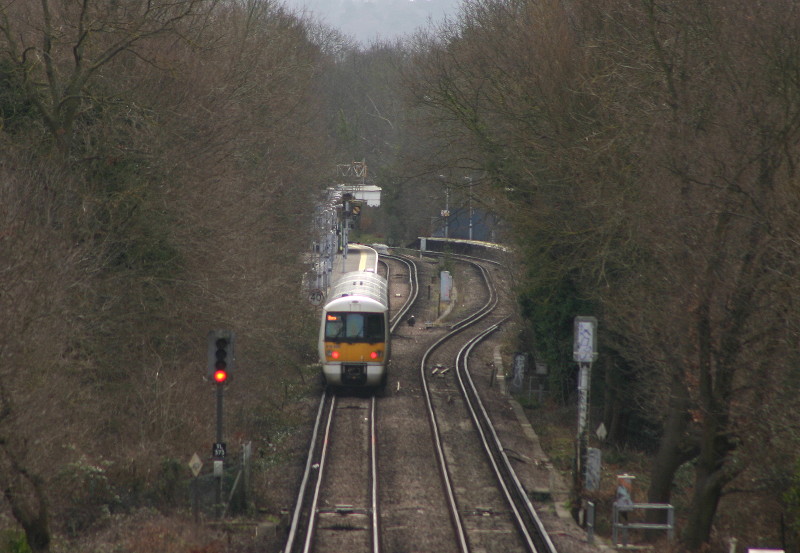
332,243 -> 379,279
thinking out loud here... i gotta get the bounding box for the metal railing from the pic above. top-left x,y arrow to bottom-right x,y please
612,503 -> 675,546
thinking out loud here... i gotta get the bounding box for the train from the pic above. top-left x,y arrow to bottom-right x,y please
318,270 -> 390,388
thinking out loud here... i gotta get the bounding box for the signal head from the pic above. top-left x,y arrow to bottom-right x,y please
207,330 -> 235,384
213,369 -> 228,384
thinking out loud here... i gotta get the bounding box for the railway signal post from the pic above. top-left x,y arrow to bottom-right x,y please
207,329 -> 235,516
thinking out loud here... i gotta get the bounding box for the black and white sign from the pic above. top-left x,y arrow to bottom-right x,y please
309,289 -> 325,306
573,315 -> 598,363
212,442 -> 227,459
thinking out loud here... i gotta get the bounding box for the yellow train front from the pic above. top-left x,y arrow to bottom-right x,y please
319,270 -> 390,388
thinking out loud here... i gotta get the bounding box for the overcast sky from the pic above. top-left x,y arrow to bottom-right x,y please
281,0 -> 465,45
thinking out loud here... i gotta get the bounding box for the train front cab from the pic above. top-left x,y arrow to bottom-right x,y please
320,307 -> 388,388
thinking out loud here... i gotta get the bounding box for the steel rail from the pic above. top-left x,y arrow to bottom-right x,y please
422,255 -> 557,553
448,262 -> 497,332
459,333 -> 559,553
283,390 -> 329,553
290,394 -> 380,553
301,395 -> 337,553
447,255 -> 557,553
420,338 -> 470,553
369,396 -> 380,553
282,256 -> 415,553
383,254 -> 419,332
453,324 -> 539,551
418,258 -> 499,553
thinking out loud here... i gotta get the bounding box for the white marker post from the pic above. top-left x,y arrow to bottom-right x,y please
573,316 -> 598,516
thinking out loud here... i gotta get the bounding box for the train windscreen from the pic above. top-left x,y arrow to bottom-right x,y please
325,313 -> 385,343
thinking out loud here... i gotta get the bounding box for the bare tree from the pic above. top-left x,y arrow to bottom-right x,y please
0,146 -> 94,551
0,0 -> 217,155
404,0 -> 800,548
0,0 -> 334,548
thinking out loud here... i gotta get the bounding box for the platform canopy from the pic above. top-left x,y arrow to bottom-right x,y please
338,184 -> 382,207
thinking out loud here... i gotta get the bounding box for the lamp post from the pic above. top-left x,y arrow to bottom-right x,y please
439,175 -> 450,238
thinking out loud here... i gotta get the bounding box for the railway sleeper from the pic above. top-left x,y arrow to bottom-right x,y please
466,507 -> 509,517
317,505 -> 372,516
317,508 -> 372,531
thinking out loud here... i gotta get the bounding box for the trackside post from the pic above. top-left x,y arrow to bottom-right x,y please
573,316 -> 598,524
207,330 -> 235,517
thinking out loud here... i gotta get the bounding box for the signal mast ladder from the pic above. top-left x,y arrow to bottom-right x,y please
612,503 -> 675,547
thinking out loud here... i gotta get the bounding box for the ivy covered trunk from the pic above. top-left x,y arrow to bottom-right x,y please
647,374 -> 696,527
1,449 -> 51,553
683,438 -> 730,550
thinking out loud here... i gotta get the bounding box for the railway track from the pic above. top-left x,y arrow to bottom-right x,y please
418,254 -> 557,553
283,255 -> 418,553
301,393 -> 378,553
285,252 -> 558,553
456,325 -> 557,553
382,254 -> 418,331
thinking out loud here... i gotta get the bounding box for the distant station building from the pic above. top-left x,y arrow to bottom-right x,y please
338,184 -> 382,207
307,161 -> 382,298
336,161 -> 381,207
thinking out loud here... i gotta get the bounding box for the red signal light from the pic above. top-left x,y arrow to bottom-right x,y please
370,351 -> 378,360
207,331 -> 234,384
213,369 -> 228,384
331,350 -> 340,359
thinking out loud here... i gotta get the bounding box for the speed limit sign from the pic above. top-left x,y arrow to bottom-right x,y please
309,289 -> 325,306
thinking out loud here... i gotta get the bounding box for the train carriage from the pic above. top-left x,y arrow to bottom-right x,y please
319,270 -> 390,388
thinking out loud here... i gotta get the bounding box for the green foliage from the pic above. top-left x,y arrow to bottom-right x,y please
0,0 -> 336,548
54,458 -> 120,536
438,249 -> 456,275
106,216 -> 181,279
602,446 -> 634,466
0,60 -> 36,135
351,231 -> 385,244
0,530 -> 32,553
518,274 -> 595,404
334,108 -> 360,152
69,150 -> 187,390
83,153 -> 182,281
512,391 -> 540,410
784,459 -> 800,533
250,412 -> 304,471
151,457 -> 185,508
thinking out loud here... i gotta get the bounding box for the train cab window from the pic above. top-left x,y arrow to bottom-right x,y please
346,314 -> 364,338
325,313 -> 384,343
325,314 -> 345,339
363,313 -> 385,342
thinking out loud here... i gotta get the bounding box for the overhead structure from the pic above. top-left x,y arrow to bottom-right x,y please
308,161 -> 382,300
336,160 -> 381,207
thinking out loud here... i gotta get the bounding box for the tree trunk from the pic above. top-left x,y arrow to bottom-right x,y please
2,463 -> 51,553
602,358 -> 626,444
646,371 -> 697,527
681,284 -> 739,550
683,455 -> 726,550
0,433 -> 51,553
